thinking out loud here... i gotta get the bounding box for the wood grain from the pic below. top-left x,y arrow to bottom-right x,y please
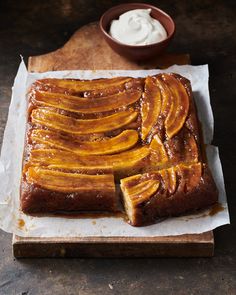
13,22 -> 213,258
13,232 -> 214,258
28,22 -> 190,72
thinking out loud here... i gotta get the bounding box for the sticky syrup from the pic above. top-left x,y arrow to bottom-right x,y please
18,218 -> 25,229
209,203 -> 224,216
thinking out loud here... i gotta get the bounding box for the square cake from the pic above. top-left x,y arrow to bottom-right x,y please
20,74 -> 218,226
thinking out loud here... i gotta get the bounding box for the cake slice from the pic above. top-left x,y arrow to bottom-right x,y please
21,167 -> 117,213
120,163 -> 218,226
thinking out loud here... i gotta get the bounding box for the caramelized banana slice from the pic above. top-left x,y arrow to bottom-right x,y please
149,134 -> 168,163
33,89 -> 141,113
177,162 -> 202,191
159,167 -> 177,194
31,108 -> 138,134
155,75 -> 173,118
26,167 -> 115,193
141,77 -> 162,140
121,179 -> 160,207
38,77 -> 131,92
161,74 -> 190,139
84,78 -> 144,97
121,167 -> 176,206
28,147 -> 150,173
31,129 -> 139,155
120,174 -> 160,223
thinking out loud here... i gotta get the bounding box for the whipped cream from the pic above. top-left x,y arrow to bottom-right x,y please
109,9 -> 167,46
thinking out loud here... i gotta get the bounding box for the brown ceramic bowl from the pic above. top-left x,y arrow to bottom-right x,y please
99,3 -> 175,61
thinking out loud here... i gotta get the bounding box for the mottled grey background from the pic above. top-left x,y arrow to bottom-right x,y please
0,1 -> 235,294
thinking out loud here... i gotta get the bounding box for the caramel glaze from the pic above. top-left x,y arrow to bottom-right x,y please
17,218 -> 25,229
20,74 -> 218,226
209,203 -> 224,216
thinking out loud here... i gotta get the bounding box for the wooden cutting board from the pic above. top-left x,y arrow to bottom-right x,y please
13,22 -> 214,258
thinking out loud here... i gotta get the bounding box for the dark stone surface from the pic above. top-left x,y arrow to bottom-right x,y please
0,0 -> 235,294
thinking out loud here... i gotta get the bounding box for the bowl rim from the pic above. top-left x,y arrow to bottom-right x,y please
99,2 -> 176,49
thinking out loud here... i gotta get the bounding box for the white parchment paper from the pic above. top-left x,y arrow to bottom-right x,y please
0,60 -> 230,237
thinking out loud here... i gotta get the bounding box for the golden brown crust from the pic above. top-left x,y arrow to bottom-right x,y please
21,75 -> 218,224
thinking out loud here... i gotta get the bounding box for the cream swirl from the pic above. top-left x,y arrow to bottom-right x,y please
109,9 -> 167,46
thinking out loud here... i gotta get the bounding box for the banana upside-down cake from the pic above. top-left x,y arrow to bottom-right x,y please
20,74 -> 218,226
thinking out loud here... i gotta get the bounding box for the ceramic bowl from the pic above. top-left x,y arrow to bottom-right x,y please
99,3 -> 175,61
